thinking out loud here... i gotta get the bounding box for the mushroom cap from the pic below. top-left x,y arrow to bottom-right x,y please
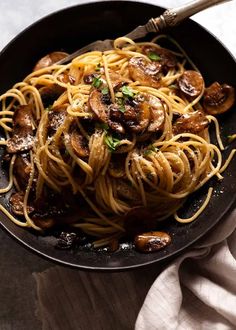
203,82 -> 235,115
173,110 -> 209,134
142,46 -> 177,69
178,70 -> 204,98
128,57 -> 162,88
33,51 -> 69,71
88,88 -> 108,122
70,130 -> 89,158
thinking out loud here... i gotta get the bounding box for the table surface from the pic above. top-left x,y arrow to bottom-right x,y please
0,1 -> 236,329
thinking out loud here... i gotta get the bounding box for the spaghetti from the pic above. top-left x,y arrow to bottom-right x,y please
0,36 -> 235,249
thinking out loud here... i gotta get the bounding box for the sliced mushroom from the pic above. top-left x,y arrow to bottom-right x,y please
13,105 -> 34,129
6,127 -> 34,153
10,191 -> 34,216
7,105 -> 35,153
14,154 -> 32,189
134,231 -> 171,252
128,57 -> 162,88
48,104 -> 67,134
124,207 -> 156,237
142,46 -> 177,70
108,104 -> 126,134
33,51 -> 69,71
203,82 -> 235,115
70,130 -> 89,158
108,154 -> 126,178
108,120 -> 125,134
173,110 -> 209,134
32,217 -> 55,229
89,89 -> 108,122
178,70 -> 204,98
58,72 -> 75,85
40,84 -> 65,108
126,100 -> 150,133
146,94 -> 165,132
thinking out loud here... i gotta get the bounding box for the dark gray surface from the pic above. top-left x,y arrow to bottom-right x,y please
0,229 -> 51,330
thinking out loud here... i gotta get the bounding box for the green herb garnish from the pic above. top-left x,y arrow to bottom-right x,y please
143,144 -> 158,156
95,63 -> 101,71
104,134 -> 120,151
148,52 -> 161,61
117,97 -> 126,113
96,122 -> 109,131
101,87 -> 109,95
92,75 -> 102,88
121,85 -> 134,98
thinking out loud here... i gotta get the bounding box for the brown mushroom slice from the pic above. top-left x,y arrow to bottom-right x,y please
70,130 -> 89,158
142,46 -> 177,69
58,72 -> 76,85
13,105 -> 34,128
173,110 -> 209,134
13,154 -> 32,189
6,127 -> 35,153
108,120 -> 125,134
48,104 -> 67,134
107,104 -> 126,134
124,207 -> 156,237
40,84 -> 65,108
128,57 -> 162,88
127,100 -> 151,133
7,104 -> 35,153
108,155 -> 126,178
32,217 -> 55,229
178,70 -> 204,98
33,51 -> 69,71
203,82 -> 235,115
10,191 -> 34,216
134,231 -> 171,252
146,94 -> 165,132
89,89 -> 108,122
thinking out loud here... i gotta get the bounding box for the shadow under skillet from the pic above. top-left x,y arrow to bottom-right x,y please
0,228 -> 51,330
0,227 -> 164,330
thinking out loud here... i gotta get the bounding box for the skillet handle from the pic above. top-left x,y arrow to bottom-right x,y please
148,0 -> 232,32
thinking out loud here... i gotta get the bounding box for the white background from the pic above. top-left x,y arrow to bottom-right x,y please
0,0 -> 236,56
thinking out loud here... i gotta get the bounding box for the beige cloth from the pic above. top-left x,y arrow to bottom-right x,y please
34,209 -> 236,330
136,209 -> 236,330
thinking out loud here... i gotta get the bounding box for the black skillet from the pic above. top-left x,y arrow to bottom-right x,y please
0,1 -> 236,270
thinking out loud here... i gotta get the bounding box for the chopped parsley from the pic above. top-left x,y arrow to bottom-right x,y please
95,63 -> 101,71
95,122 -> 109,131
92,75 -> 102,88
143,144 -> 158,156
104,134 -> 120,152
148,52 -> 161,61
101,87 -> 109,95
121,85 -> 135,98
117,97 -> 126,113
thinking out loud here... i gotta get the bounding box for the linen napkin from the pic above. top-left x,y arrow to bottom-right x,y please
34,208 -> 236,330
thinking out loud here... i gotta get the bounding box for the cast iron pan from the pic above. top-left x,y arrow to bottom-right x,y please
0,1 -> 236,270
